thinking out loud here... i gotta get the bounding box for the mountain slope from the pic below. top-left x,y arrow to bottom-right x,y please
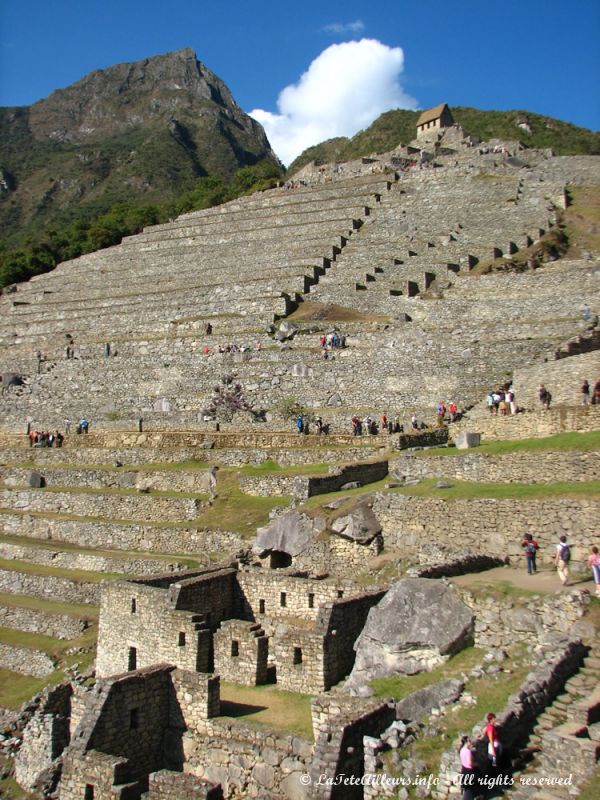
288,106 -> 600,173
0,48 -> 281,246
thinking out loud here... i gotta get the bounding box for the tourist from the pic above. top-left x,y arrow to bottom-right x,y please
588,547 -> 600,598
555,535 -> 571,586
64,418 -> 71,434
484,712 -> 501,767
411,413 -> 418,430
380,413 -> 388,432
205,322 -> 213,335
295,415 -> 303,435
591,377 -> 600,405
507,388 -> 517,416
449,401 -> 458,422
55,431 -> 64,448
80,418 -> 89,434
581,380 -> 590,405
458,735 -> 478,800
538,384 -> 552,410
351,414 -> 361,436
315,416 -> 323,435
521,533 -> 539,575
582,303 -> 591,322
104,343 -> 111,357
486,393 -> 494,414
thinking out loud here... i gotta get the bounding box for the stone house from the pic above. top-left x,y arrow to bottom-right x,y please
96,564 -> 384,694
416,102 -> 454,138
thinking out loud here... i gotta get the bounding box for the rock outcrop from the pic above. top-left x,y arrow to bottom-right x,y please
346,579 -> 474,691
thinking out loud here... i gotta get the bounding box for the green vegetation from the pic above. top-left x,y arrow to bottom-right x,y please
0,590 -> 98,618
236,460 -> 330,477
198,471 -> 291,534
418,430 -> 600,458
288,106 -> 600,173
563,185 -> 600,257
219,681 -> 313,739
371,646 -> 485,699
0,160 -> 282,289
0,556 -> 124,582
391,478 -> 600,500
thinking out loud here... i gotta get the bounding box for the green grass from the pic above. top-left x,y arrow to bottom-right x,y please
236,460 -> 331,477
0,591 -> 98,618
371,647 -> 485,699
417,430 -> 600,458
0,483 -> 209,500
219,681 -> 313,739
0,556 -> 125,582
390,478 -> 600,500
0,624 -> 97,708
199,472 -> 292,535
0,532 -> 203,568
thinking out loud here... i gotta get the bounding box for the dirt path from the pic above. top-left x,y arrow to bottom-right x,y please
451,565 -> 597,595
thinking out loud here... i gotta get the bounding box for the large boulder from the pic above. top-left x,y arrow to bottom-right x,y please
395,678 -> 464,723
330,505 -> 381,544
346,579 -> 474,691
253,511 -> 315,558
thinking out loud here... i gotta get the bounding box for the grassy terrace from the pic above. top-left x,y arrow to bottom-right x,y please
0,556 -> 125,582
219,682 -> 313,740
0,533 -> 203,569
415,430 -> 600,458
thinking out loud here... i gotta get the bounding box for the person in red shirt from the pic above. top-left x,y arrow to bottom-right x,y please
485,712 -> 500,767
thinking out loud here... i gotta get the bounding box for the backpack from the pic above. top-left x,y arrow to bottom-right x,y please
560,543 -> 571,562
526,542 -> 537,556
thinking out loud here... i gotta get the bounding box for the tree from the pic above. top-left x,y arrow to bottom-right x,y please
205,374 -> 254,423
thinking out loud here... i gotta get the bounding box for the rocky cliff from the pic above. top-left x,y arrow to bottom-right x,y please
0,48 -> 280,242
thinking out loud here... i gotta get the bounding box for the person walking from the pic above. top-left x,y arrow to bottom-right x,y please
521,533 -> 539,575
555,535 -> 571,586
581,380 -> 590,406
588,546 -> 600,598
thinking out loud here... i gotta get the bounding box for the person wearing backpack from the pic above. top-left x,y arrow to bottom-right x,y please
521,533 -> 539,575
555,535 -> 571,586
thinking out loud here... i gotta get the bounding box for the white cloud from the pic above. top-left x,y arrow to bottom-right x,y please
250,39 -> 418,167
322,20 -> 365,35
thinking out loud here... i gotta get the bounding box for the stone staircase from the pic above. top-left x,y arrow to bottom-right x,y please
507,639 -> 600,798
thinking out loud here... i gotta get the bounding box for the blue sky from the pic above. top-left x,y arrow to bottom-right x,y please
1,0 -> 598,163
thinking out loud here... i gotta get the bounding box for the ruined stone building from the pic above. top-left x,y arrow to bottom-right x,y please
96,564 -> 383,694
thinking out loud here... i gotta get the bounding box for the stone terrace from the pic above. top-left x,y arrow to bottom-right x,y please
1,143 -> 599,433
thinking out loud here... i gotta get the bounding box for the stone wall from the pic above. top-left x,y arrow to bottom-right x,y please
96,573 -> 234,678
0,513 -> 243,557
0,488 -> 200,522
373,492 -> 600,567
0,568 -> 100,604
0,642 -> 56,677
0,603 -> 86,639
148,770 -> 223,800
237,570 -> 352,624
436,636 -> 588,799
0,465 -> 213,493
455,585 -> 591,649
453,405 -> 600,442
14,682 -> 73,792
0,541 -> 186,576
213,620 -> 268,685
309,694 -> 396,799
391,449 -> 600,484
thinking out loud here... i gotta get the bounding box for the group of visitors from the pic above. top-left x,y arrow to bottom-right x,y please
351,413 -> 406,436
486,386 -> 517,415
520,532 -> 600,596
581,377 -> 600,405
28,430 -> 64,448
295,415 -> 327,435
319,331 -> 346,349
436,401 -> 460,423
458,712 -> 501,799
